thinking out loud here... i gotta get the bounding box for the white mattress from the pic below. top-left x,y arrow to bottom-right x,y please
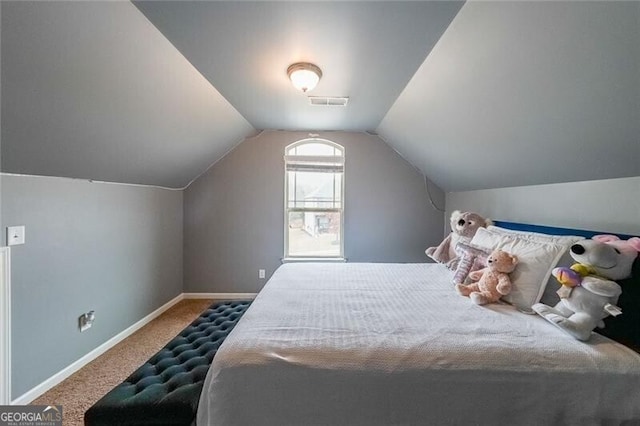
197,263 -> 640,426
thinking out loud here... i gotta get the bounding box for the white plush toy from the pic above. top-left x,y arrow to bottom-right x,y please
532,235 -> 640,341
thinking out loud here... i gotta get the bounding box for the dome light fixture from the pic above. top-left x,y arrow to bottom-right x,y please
287,62 -> 322,93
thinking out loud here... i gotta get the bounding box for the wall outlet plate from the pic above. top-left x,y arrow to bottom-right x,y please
259,269 -> 266,279
7,226 -> 25,246
79,311 -> 95,332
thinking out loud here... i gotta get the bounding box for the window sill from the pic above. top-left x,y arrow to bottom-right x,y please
281,257 -> 347,263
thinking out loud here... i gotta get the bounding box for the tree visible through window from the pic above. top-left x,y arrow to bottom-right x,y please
285,139 -> 344,258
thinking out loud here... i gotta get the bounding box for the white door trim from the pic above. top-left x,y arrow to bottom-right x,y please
0,247 -> 11,404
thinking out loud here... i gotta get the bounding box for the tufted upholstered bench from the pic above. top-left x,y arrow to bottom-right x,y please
85,300 -> 251,426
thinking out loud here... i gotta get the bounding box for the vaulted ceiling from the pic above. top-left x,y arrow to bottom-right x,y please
132,1 -> 463,132
1,2 -> 254,189
378,1 -> 640,191
2,1 -> 638,190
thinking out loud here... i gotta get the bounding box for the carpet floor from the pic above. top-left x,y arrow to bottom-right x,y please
32,298 -> 214,426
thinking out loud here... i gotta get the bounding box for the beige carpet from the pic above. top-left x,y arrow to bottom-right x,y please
33,298 -> 214,426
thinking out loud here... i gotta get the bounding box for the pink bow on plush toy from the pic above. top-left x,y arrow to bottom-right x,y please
593,234 -> 640,251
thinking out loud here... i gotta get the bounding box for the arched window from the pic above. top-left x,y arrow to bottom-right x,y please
284,139 -> 344,259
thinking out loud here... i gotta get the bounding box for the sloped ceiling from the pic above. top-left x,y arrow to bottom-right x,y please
378,1 -> 640,191
1,1 -> 254,188
1,1 -> 638,191
132,1 -> 463,132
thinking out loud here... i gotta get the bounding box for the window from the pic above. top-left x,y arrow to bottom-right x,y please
284,139 -> 344,259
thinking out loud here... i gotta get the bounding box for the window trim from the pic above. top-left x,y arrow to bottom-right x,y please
283,139 -> 345,260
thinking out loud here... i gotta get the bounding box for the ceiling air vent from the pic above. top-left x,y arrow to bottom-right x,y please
308,96 -> 349,107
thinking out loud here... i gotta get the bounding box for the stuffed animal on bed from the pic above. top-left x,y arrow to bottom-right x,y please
452,242 -> 491,285
426,210 -> 492,270
532,235 -> 640,341
455,249 -> 518,305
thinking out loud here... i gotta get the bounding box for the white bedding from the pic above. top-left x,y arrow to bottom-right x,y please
197,263 -> 640,426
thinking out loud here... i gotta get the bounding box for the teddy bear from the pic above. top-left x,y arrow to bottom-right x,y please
532,235 -> 640,341
426,210 -> 492,270
455,249 -> 518,305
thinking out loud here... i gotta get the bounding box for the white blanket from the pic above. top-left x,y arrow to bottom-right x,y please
197,263 -> 640,426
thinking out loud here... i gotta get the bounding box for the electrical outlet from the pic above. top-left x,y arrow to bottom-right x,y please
79,310 -> 95,332
7,226 -> 25,246
259,269 -> 266,279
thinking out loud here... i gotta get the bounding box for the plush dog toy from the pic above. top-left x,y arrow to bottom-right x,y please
455,249 -> 518,305
426,210 -> 492,270
532,235 -> 640,341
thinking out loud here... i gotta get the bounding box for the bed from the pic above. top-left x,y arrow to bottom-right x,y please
197,224 -> 640,426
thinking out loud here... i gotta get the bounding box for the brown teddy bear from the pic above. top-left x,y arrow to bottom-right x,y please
455,249 -> 518,305
426,210 -> 492,270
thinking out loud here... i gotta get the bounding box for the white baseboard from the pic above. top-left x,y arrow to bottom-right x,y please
11,293 -> 185,405
183,292 -> 257,300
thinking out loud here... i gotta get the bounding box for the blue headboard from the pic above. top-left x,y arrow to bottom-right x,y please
493,220 -> 639,351
493,220 -> 638,240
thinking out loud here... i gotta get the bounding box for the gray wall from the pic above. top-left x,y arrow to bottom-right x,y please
184,130 -> 444,293
446,177 -> 640,236
1,174 -> 183,398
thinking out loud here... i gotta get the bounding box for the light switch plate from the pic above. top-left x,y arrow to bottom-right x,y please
7,226 -> 25,246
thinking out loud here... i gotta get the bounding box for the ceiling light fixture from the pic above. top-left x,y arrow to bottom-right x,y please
287,62 -> 322,93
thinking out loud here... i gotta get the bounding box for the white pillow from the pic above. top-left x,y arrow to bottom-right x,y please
487,226 -> 584,246
470,227 -> 567,313
487,226 -> 585,306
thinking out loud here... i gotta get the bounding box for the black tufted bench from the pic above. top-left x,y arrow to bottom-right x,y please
85,300 -> 251,426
